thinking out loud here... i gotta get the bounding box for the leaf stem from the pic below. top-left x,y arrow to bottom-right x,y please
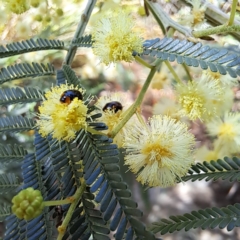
164,61 -> 182,84
193,24 -> 240,38
182,63 -> 192,81
87,126 -> 106,136
228,0 -> 238,26
43,198 -> 74,207
110,59 -> 162,138
57,179 -> 86,240
135,55 -> 153,69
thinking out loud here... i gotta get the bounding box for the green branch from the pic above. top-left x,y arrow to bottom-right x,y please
164,61 -> 182,84
57,179 -> 86,240
110,59 -> 162,138
146,0 -> 192,37
63,0 -> 97,65
228,0 -> 238,26
193,24 -> 240,38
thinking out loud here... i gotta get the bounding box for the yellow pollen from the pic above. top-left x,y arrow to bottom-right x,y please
103,110 -> 122,131
219,123 -> 236,139
141,142 -> 173,167
205,151 -> 218,162
180,94 -> 204,119
192,9 -> 205,25
208,71 -> 221,80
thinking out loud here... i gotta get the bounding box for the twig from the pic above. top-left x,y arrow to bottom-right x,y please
110,59 -> 162,138
228,0 -> 238,26
179,0 -> 240,40
145,0 -> 193,38
57,179 -> 86,240
193,24 -> 240,38
164,61 -> 182,84
63,0 -> 97,66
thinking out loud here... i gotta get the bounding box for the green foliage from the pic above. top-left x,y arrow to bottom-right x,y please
149,203 -> 240,234
0,63 -> 55,84
0,87 -> 43,105
0,173 -> 20,195
0,38 -> 65,59
0,205 -> 11,222
72,35 -> 93,48
0,144 -> 27,162
141,38 -> 240,78
1,1 -> 240,240
0,116 -> 35,134
182,157 -> 240,182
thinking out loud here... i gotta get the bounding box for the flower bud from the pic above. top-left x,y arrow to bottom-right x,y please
12,187 -> 44,220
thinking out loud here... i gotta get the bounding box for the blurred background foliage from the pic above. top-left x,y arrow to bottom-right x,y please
0,0 -> 240,239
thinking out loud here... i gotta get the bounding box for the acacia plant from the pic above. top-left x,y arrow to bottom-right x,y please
1,0 -> 240,239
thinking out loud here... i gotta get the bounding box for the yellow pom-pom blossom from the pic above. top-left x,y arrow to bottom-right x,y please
95,92 -> 132,147
178,0 -> 206,28
124,115 -> 195,187
92,10 -> 143,65
176,77 -> 222,122
204,69 -> 238,87
206,112 -> 240,155
36,84 -> 88,142
4,0 -> 30,14
195,145 -> 221,162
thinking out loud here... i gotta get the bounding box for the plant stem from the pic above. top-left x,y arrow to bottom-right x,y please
63,0 -> 97,65
164,61 -> 182,84
228,0 -> 238,26
182,63 -> 192,81
193,24 -> 240,38
87,126 -> 106,136
44,198 -> 74,207
110,59 -> 162,138
179,0 -> 240,41
146,0 -> 192,37
57,179 -> 86,240
135,111 -> 151,134
135,55 -> 153,69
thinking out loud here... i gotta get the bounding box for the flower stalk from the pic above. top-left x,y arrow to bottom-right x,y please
57,179 -> 86,240
135,55 -> 153,69
228,0 -> 238,26
43,198 -> 74,207
110,59 -> 162,138
193,24 -> 240,38
164,61 -> 182,84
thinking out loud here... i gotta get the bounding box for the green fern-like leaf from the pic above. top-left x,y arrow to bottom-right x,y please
182,157 -> 240,183
0,144 -> 27,160
4,150 -> 55,239
0,204 -> 11,222
0,173 -> 21,207
0,116 -> 35,133
140,38 -> 240,77
148,203 -> 240,234
73,127 -> 156,239
0,38 -> 65,58
61,64 -> 81,86
72,35 -> 93,48
0,87 -> 43,105
0,173 -> 20,195
0,62 -> 55,84
4,68 -> 158,240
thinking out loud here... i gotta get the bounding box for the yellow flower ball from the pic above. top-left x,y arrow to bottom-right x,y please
124,115 -> 195,187
4,0 -> 30,14
36,84 -> 88,142
92,10 -> 143,65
